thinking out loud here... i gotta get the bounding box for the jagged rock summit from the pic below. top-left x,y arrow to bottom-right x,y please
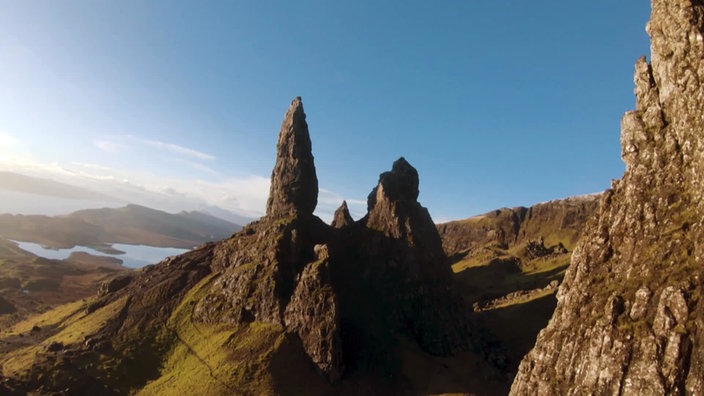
266,96 -> 318,217
331,200 -> 353,228
197,98 -> 470,379
512,1 -> 704,394
0,97 -> 472,394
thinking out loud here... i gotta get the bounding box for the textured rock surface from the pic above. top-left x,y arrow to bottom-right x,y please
331,200 -> 354,228
195,99 -> 469,380
437,194 -> 600,257
511,1 -> 704,394
0,97 -> 474,393
266,96 -> 318,217
359,157 -> 470,355
284,249 -> 342,382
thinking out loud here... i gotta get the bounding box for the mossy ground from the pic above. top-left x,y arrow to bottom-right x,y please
139,273 -> 284,395
0,295 -> 128,379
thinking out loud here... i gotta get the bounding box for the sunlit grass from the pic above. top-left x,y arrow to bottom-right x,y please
138,274 -> 284,396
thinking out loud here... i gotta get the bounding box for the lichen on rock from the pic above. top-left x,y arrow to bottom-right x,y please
511,1 -> 704,394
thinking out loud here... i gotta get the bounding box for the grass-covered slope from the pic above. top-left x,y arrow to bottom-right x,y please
0,237 -> 505,395
0,237 -> 127,328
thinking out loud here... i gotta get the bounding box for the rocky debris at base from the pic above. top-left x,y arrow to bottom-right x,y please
473,280 -> 560,312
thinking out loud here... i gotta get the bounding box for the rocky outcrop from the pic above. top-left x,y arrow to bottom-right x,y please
523,237 -> 566,259
437,194 -> 600,257
97,274 -> 134,296
511,1 -> 704,394
0,97 -> 472,393
194,98 -> 469,380
266,96 -> 318,217
284,245 -> 342,382
331,201 -> 353,228
360,157 -> 470,355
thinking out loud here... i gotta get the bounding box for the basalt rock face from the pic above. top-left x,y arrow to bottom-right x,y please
194,98 -> 469,380
284,245 -> 342,381
437,195 -> 600,258
331,200 -> 354,228
266,96 -> 318,217
511,1 -> 704,394
358,157 -> 470,355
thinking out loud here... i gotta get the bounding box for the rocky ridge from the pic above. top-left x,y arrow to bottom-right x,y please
194,98 -> 469,380
437,194 -> 600,260
511,1 -> 704,394
0,97 -> 471,394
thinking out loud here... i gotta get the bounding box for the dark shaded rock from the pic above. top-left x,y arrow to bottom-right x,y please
0,296 -> 16,315
45,341 -> 64,352
0,374 -> 25,396
97,274 -> 134,296
512,1 -> 704,394
437,195 -> 600,258
522,237 -> 567,259
284,253 -> 342,382
524,238 -> 551,259
353,158 -> 471,356
195,215 -> 328,326
196,124 -> 470,378
331,201 -> 353,228
266,96 -> 318,217
366,157 -> 419,213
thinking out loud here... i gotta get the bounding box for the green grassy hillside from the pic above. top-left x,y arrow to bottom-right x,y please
0,237 -> 127,329
439,195 -> 601,376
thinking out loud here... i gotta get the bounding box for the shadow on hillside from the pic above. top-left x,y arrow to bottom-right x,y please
453,257 -> 567,304
449,253 -> 568,380
471,293 -> 558,373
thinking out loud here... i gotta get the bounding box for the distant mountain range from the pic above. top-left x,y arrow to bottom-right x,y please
0,204 -> 243,249
0,171 -> 255,225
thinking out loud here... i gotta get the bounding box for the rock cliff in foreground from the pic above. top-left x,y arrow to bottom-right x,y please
512,1 -> 704,394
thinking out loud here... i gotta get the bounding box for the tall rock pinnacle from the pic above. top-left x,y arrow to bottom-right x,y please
266,96 -> 319,217
511,1 -> 704,394
331,200 -> 354,228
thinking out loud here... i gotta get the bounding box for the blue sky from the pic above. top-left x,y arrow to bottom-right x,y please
0,1 -> 651,222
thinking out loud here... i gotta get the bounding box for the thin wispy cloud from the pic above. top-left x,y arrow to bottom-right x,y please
1,154 -> 366,224
174,158 -> 221,176
127,135 -> 215,161
94,140 -> 124,153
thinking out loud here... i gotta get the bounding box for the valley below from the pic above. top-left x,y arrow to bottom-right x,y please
0,205 -> 242,335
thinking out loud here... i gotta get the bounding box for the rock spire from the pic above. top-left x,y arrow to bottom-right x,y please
331,201 -> 354,228
266,96 -> 318,217
192,101 -> 470,381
